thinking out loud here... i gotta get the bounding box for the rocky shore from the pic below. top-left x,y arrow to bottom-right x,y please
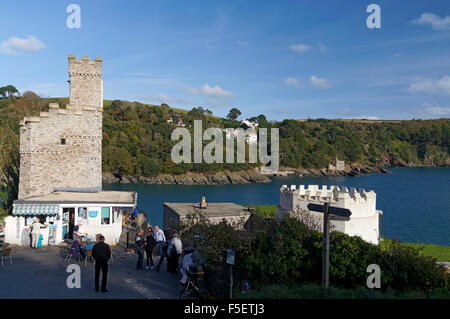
103,170 -> 271,185
289,165 -> 390,178
103,162 -> 449,185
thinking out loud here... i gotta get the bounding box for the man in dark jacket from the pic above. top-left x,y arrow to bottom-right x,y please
92,235 -> 111,292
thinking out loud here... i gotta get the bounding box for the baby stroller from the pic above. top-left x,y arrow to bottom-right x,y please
179,248 -> 206,299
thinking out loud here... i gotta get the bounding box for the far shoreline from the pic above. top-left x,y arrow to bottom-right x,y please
102,164 -> 449,186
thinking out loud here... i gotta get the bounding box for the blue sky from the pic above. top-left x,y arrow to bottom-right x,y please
1,0 -> 450,120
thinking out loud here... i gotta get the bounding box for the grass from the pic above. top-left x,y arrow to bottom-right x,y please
235,284 -> 450,299
381,238 -> 450,262
244,205 -> 277,218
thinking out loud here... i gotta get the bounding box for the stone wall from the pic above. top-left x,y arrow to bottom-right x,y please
18,55 -> 103,199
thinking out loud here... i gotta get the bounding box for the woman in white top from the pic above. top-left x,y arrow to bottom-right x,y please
31,218 -> 47,248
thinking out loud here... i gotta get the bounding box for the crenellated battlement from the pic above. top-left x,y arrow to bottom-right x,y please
277,184 -> 383,244
280,184 -> 376,203
19,102 -> 102,130
279,184 -> 378,218
68,55 -> 102,72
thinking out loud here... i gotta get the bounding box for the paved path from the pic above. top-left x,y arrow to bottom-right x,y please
0,245 -> 180,299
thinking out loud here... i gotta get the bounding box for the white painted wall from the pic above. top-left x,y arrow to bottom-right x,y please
278,185 -> 382,245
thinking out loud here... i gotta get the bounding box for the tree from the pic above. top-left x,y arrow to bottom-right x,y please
227,108 -> 241,121
0,124 -> 19,213
0,85 -> 19,98
21,91 -> 40,100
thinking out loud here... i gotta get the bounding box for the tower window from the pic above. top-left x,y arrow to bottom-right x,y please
61,138 -> 66,145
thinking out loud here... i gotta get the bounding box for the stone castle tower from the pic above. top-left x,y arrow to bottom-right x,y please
18,55 -> 104,199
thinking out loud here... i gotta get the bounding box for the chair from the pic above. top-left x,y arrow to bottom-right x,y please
85,249 -> 94,266
1,248 -> 12,266
64,246 -> 81,263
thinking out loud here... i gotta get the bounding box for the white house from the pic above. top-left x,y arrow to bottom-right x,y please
277,184 -> 383,244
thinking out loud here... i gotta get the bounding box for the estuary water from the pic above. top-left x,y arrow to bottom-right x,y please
104,167 -> 450,246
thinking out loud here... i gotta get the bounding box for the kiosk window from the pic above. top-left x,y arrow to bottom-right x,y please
101,207 -> 111,225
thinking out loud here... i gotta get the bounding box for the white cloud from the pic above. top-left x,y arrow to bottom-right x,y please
408,76 -> 450,95
187,83 -> 234,98
284,77 -> 303,88
412,13 -> 450,31
288,43 -> 312,53
422,102 -> 450,116
310,75 -> 333,89
0,35 -> 45,55
186,83 -> 234,107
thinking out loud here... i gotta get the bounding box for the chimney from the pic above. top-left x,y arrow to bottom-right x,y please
200,196 -> 207,209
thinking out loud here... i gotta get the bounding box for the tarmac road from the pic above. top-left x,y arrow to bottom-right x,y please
0,244 -> 179,299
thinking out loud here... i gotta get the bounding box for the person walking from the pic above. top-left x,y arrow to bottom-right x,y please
167,233 -> 183,274
153,226 -> 166,272
145,226 -> 156,270
135,229 -> 145,270
31,218 -> 47,249
92,235 -> 111,292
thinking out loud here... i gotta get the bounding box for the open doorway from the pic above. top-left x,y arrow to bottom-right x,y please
63,208 -> 75,240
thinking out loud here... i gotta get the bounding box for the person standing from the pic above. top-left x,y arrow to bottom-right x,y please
153,226 -> 166,272
92,235 -> 111,292
145,226 -> 156,270
31,218 -> 47,249
167,233 -> 183,274
135,229 -> 145,270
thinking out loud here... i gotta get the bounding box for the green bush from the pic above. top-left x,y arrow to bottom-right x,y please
236,283 -> 450,299
244,217 -> 316,287
179,216 -> 449,298
378,239 -> 449,292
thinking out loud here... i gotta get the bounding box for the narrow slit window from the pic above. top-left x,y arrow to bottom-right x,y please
61,138 -> 66,145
